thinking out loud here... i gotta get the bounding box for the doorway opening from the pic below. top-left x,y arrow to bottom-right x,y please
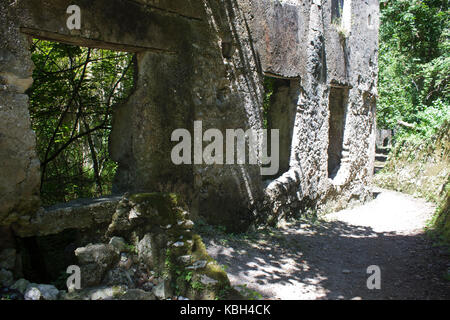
263,76 -> 299,179
328,87 -> 349,179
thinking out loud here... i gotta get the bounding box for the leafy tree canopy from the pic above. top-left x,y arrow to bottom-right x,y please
28,39 -> 135,206
378,0 -> 449,138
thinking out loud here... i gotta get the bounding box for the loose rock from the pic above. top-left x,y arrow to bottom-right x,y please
11,278 -> 30,294
0,248 -> 16,270
24,284 -> 59,300
0,268 -> 13,287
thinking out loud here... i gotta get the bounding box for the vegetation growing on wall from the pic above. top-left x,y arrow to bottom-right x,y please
433,186 -> 450,244
27,40 -> 135,206
262,77 -> 275,129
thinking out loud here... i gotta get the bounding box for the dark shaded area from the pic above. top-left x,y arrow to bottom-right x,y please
17,229 -> 79,288
372,191 -> 381,199
328,87 -> 348,179
331,0 -> 345,23
0,287 -> 23,300
264,77 -> 299,179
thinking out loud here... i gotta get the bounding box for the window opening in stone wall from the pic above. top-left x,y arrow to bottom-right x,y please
263,76 -> 298,179
27,39 -> 135,206
328,87 -> 349,179
331,0 -> 345,23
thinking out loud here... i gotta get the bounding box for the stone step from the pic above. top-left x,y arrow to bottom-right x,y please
374,166 -> 384,174
374,161 -> 386,174
375,146 -> 391,155
375,154 -> 388,162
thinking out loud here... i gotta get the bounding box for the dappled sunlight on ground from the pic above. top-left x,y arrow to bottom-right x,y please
325,188 -> 436,234
202,189 -> 450,300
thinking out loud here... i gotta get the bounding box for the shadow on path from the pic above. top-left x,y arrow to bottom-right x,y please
203,198 -> 450,300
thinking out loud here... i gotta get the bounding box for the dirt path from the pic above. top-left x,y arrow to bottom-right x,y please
202,189 -> 450,300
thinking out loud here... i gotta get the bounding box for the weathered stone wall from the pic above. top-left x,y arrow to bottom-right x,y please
0,1 -> 41,227
0,0 -> 380,233
0,0 -> 380,299
110,0 -> 267,232
0,0 -> 207,227
255,0 -> 379,219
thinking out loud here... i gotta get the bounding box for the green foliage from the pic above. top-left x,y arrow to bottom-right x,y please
27,39 -> 135,206
236,284 -> 263,300
428,181 -> 450,246
262,77 -> 275,129
377,2 -> 449,246
380,0 -> 448,61
51,270 -> 69,290
444,272 -> 450,281
123,243 -> 137,254
378,0 -> 449,139
190,280 -> 205,291
165,248 -> 204,296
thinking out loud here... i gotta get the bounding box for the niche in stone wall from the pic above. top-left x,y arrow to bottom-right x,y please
328,87 -> 349,179
263,77 -> 299,179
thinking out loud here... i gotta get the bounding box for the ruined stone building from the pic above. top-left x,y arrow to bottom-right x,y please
0,0 -> 379,291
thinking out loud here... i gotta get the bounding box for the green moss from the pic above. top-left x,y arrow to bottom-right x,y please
202,263 -> 230,286
190,235 -> 236,299
112,285 -> 126,298
163,232 -> 237,299
433,186 -> 450,245
129,193 -> 179,225
191,234 -> 212,261
110,193 -> 238,299
235,284 -> 263,300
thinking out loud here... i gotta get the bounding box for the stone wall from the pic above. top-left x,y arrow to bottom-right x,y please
0,1 -> 41,227
260,0 -> 379,219
0,0 -> 380,233
110,0 -> 267,232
